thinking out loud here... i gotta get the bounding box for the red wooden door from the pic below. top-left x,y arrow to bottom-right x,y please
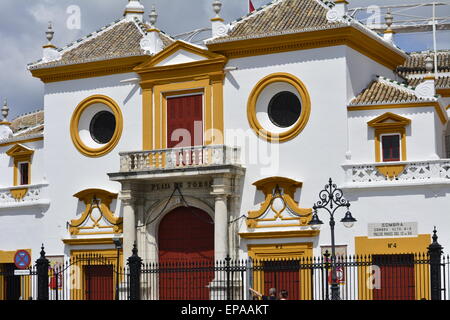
372,254 -> 415,300
158,207 -> 214,300
167,94 -> 203,148
167,95 -> 203,166
263,260 -> 300,300
84,265 -> 114,300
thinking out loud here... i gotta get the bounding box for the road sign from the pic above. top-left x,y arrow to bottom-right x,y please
14,269 -> 31,276
14,250 -> 31,270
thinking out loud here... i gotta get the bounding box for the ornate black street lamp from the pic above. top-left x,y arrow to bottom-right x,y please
309,178 -> 357,300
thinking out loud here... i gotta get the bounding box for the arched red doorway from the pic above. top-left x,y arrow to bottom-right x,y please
158,206 -> 214,300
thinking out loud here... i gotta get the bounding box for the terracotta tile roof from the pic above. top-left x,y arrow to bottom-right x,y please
209,0 -> 347,43
397,50 -> 450,76
407,76 -> 450,89
10,110 -> 44,135
350,76 -> 434,106
30,19 -> 174,69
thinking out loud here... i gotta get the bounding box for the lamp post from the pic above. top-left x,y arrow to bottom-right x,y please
309,178 -> 357,300
113,237 -> 123,301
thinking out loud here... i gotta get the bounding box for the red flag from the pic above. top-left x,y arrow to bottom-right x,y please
249,0 -> 255,13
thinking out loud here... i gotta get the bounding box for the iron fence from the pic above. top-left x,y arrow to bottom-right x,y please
1,251 -> 449,301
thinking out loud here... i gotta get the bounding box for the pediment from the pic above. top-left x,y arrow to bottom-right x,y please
367,112 -> 411,128
6,144 -> 34,157
135,41 -> 226,71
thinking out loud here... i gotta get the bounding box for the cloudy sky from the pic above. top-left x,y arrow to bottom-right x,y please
0,0 -> 449,119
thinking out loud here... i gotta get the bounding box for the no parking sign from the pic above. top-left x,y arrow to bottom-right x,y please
14,250 -> 31,270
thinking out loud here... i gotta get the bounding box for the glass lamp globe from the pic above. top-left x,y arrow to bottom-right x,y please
341,211 -> 357,229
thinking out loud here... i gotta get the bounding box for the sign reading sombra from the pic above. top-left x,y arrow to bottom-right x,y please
368,222 -> 418,238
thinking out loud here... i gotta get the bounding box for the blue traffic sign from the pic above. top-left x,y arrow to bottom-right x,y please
14,250 -> 31,270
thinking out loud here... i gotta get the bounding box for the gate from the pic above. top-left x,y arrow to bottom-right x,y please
48,254 -> 129,300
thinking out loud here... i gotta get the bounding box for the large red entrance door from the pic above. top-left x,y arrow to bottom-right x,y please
372,254 -> 415,300
84,265 -> 114,300
158,207 -> 214,300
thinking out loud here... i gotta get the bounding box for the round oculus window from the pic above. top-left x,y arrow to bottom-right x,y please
89,111 -> 116,144
267,91 -> 302,128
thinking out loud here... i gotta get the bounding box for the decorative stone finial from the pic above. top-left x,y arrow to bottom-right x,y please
383,9 -> 395,44
211,0 -> 228,38
140,5 -> 163,55
42,22 -> 61,63
1,99 -> 9,122
149,5 -> 158,28
385,9 -> 394,29
124,0 -> 145,22
46,21 -> 55,45
425,55 -> 434,74
212,0 -> 223,18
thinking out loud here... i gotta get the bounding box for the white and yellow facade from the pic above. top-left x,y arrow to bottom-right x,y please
1,0 -> 450,300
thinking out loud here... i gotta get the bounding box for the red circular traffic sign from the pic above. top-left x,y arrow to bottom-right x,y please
14,250 -> 31,270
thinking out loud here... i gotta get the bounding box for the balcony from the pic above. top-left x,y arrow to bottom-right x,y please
0,183 -> 50,209
110,145 -> 243,181
342,160 -> 450,188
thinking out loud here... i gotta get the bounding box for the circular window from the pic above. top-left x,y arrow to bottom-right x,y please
70,95 -> 123,157
247,73 -> 311,143
268,91 -> 302,128
89,111 -> 116,144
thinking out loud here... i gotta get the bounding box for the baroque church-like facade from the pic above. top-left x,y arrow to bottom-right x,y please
1,0 -> 450,300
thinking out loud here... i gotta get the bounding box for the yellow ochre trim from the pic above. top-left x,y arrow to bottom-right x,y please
355,234 -> 431,301
0,249 -> 33,300
0,121 -> 11,126
0,137 -> 43,148
349,102 -> 447,125
7,144 -> 34,186
438,89 -> 450,97
247,73 -> 311,143
207,27 -> 406,70
248,177 -> 313,228
248,243 -> 313,301
368,113 -> 410,163
62,238 -> 117,245
69,249 -> 123,301
69,189 -> 122,236
30,55 -> 147,83
70,95 -> 123,158
239,230 -> 319,239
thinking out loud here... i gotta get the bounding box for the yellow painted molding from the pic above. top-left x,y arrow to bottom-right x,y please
207,27 -> 406,70
0,121 -> 11,126
375,165 -> 406,180
247,73 -> 311,143
70,95 -> 123,158
6,144 -> 34,186
0,137 -> 43,147
69,188 -> 122,236
6,144 -> 34,157
30,55 -> 147,83
348,102 -> 447,125
42,44 -> 57,49
355,234 -> 431,300
368,113 -> 410,163
248,243 -> 313,300
437,88 -> 450,97
0,249 -> 32,263
10,188 -> 29,200
62,238 -> 117,245
248,176 -> 313,228
211,17 -> 225,22
239,230 -> 319,239
69,248 -> 123,300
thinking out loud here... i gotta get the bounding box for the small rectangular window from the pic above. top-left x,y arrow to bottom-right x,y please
19,162 -> 29,185
382,135 -> 400,162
